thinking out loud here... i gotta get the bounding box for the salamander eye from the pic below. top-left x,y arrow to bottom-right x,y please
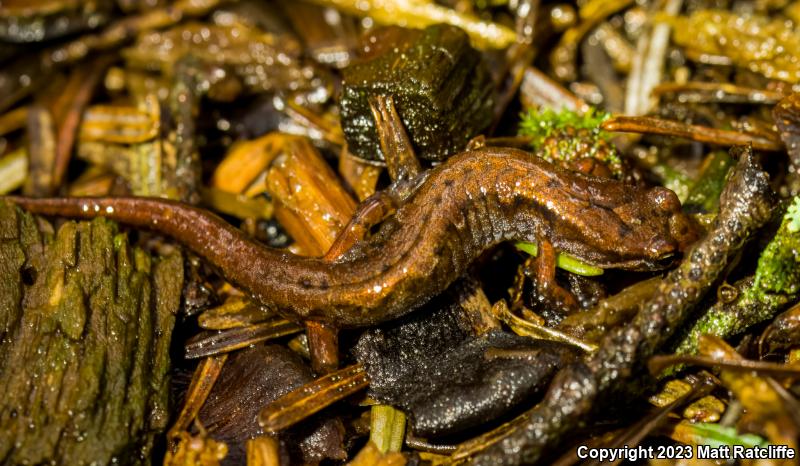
649,187 -> 681,213
655,252 -> 676,268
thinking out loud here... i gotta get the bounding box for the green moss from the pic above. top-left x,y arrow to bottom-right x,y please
750,202 -> 800,297
519,107 -> 611,145
518,107 -> 623,177
684,151 -> 735,213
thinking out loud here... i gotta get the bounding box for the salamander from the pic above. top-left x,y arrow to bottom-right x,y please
5,146 -> 696,328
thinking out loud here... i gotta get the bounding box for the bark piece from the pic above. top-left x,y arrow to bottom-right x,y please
0,201 -> 183,465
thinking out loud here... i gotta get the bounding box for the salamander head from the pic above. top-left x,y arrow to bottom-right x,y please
495,149 -> 699,271
607,186 -> 699,270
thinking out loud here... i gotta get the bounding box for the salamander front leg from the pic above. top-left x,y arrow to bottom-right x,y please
532,240 -> 579,316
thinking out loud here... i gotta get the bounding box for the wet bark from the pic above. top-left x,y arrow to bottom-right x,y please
0,200 -> 183,465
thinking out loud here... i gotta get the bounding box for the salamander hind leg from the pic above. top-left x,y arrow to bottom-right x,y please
369,94 -> 422,183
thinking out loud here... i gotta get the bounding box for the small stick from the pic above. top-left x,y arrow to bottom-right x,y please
602,115 -> 783,151
259,363 -> 369,432
648,354 -> 800,378
185,320 -> 302,359
167,354 -> 228,442
653,81 -> 785,104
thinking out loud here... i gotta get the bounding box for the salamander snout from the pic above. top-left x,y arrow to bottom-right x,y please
670,213 -> 700,252
646,186 -> 699,252
645,236 -> 678,264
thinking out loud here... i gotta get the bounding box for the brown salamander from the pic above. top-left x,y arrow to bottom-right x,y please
5,147 -> 696,328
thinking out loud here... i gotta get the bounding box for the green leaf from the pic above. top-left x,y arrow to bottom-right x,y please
514,241 -> 604,276
685,423 -> 768,449
369,405 -> 406,453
